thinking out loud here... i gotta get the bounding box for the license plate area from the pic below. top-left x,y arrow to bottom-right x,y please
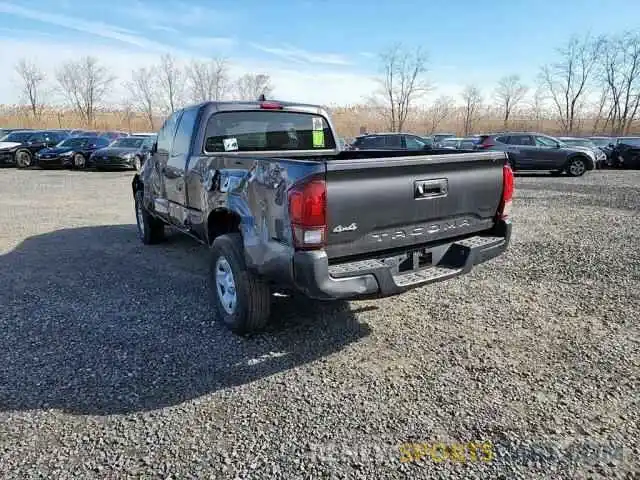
382,248 -> 433,274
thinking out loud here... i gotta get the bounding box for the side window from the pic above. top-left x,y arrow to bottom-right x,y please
495,136 -> 509,143
509,135 -> 534,146
405,135 -> 426,150
385,135 -> 402,148
535,136 -> 558,147
361,136 -> 385,148
171,107 -> 199,157
29,132 -> 45,143
157,111 -> 181,155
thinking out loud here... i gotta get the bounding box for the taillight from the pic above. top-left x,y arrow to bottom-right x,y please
288,178 -> 327,250
498,164 -> 514,220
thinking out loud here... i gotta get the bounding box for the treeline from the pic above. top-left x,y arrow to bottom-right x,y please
5,30 -> 640,137
12,54 -> 273,130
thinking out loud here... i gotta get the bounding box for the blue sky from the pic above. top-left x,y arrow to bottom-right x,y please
1,0 -> 639,105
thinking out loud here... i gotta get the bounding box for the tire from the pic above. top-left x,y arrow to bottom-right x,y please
209,233 -> 271,335
73,153 -> 86,169
15,149 -> 32,168
566,157 -> 587,177
134,190 -> 165,244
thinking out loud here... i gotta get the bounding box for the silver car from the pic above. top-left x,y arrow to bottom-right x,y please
558,137 -> 606,168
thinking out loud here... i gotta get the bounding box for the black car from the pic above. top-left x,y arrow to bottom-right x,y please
476,132 -> 597,176
588,136 -> 617,167
36,136 -> 111,169
0,130 -> 69,168
91,135 -> 155,170
611,137 -> 640,169
350,133 -> 431,151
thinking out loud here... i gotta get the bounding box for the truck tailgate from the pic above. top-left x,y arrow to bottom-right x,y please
324,151 -> 507,260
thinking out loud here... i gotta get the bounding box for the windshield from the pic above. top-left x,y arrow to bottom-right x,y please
57,137 -> 90,148
111,137 -> 144,148
3,131 -> 34,143
619,137 -> 640,147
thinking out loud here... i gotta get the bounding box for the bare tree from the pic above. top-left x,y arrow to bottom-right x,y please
127,67 -> 158,130
158,54 -> 184,114
495,74 -> 528,127
56,56 -> 115,127
234,73 -> 274,100
597,31 -> 640,135
461,85 -> 482,135
529,86 -> 547,131
424,95 -> 453,134
14,58 -> 47,120
375,44 -> 430,132
186,58 -> 229,102
540,35 -> 602,134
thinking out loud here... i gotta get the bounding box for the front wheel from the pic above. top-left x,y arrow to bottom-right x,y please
134,190 -> 165,244
209,233 -> 271,335
15,149 -> 32,168
73,153 -> 86,169
566,157 -> 587,177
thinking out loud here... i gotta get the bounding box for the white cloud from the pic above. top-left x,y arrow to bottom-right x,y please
0,2 -> 186,55
185,36 -> 237,50
0,38 -> 378,107
121,0 -> 236,30
249,43 -> 351,66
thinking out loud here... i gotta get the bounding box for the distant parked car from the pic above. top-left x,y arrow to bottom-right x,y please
476,132 -> 596,176
0,129 -> 69,168
350,133 -> 430,151
431,133 -> 456,147
36,135 -> 111,169
557,137 -> 607,168
439,137 -> 479,150
611,137 -> 640,169
91,135 -> 155,170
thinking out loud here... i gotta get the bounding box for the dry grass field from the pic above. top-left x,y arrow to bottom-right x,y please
2,104 -> 639,139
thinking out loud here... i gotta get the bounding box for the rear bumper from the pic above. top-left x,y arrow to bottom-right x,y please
292,220 -> 512,300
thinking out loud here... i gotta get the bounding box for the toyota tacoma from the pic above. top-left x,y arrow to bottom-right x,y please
132,98 -> 514,334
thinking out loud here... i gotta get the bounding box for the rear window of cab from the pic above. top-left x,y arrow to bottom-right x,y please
203,111 -> 336,153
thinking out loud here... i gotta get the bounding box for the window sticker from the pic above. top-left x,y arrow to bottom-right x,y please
313,130 -> 325,148
312,117 -> 323,131
223,137 -> 238,151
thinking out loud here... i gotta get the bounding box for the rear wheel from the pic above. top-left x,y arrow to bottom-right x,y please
209,233 -> 271,335
134,190 -> 165,244
566,157 -> 587,177
15,149 -> 32,168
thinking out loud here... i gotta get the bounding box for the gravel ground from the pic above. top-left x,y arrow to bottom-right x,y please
0,167 -> 638,479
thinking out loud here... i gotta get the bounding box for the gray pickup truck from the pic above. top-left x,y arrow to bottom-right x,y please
132,99 -> 514,334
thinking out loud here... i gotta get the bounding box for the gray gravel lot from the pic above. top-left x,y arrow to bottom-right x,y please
0,167 -> 638,479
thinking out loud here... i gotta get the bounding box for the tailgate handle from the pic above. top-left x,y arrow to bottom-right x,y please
414,178 -> 448,199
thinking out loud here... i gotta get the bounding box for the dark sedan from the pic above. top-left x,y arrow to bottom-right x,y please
611,137 -> 640,169
36,136 -> 111,169
90,135 -> 155,170
0,130 -> 69,167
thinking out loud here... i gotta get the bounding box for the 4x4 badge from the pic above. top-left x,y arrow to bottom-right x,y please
333,223 -> 358,233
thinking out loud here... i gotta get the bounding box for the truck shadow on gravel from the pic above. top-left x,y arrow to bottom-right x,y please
0,225 -> 372,416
